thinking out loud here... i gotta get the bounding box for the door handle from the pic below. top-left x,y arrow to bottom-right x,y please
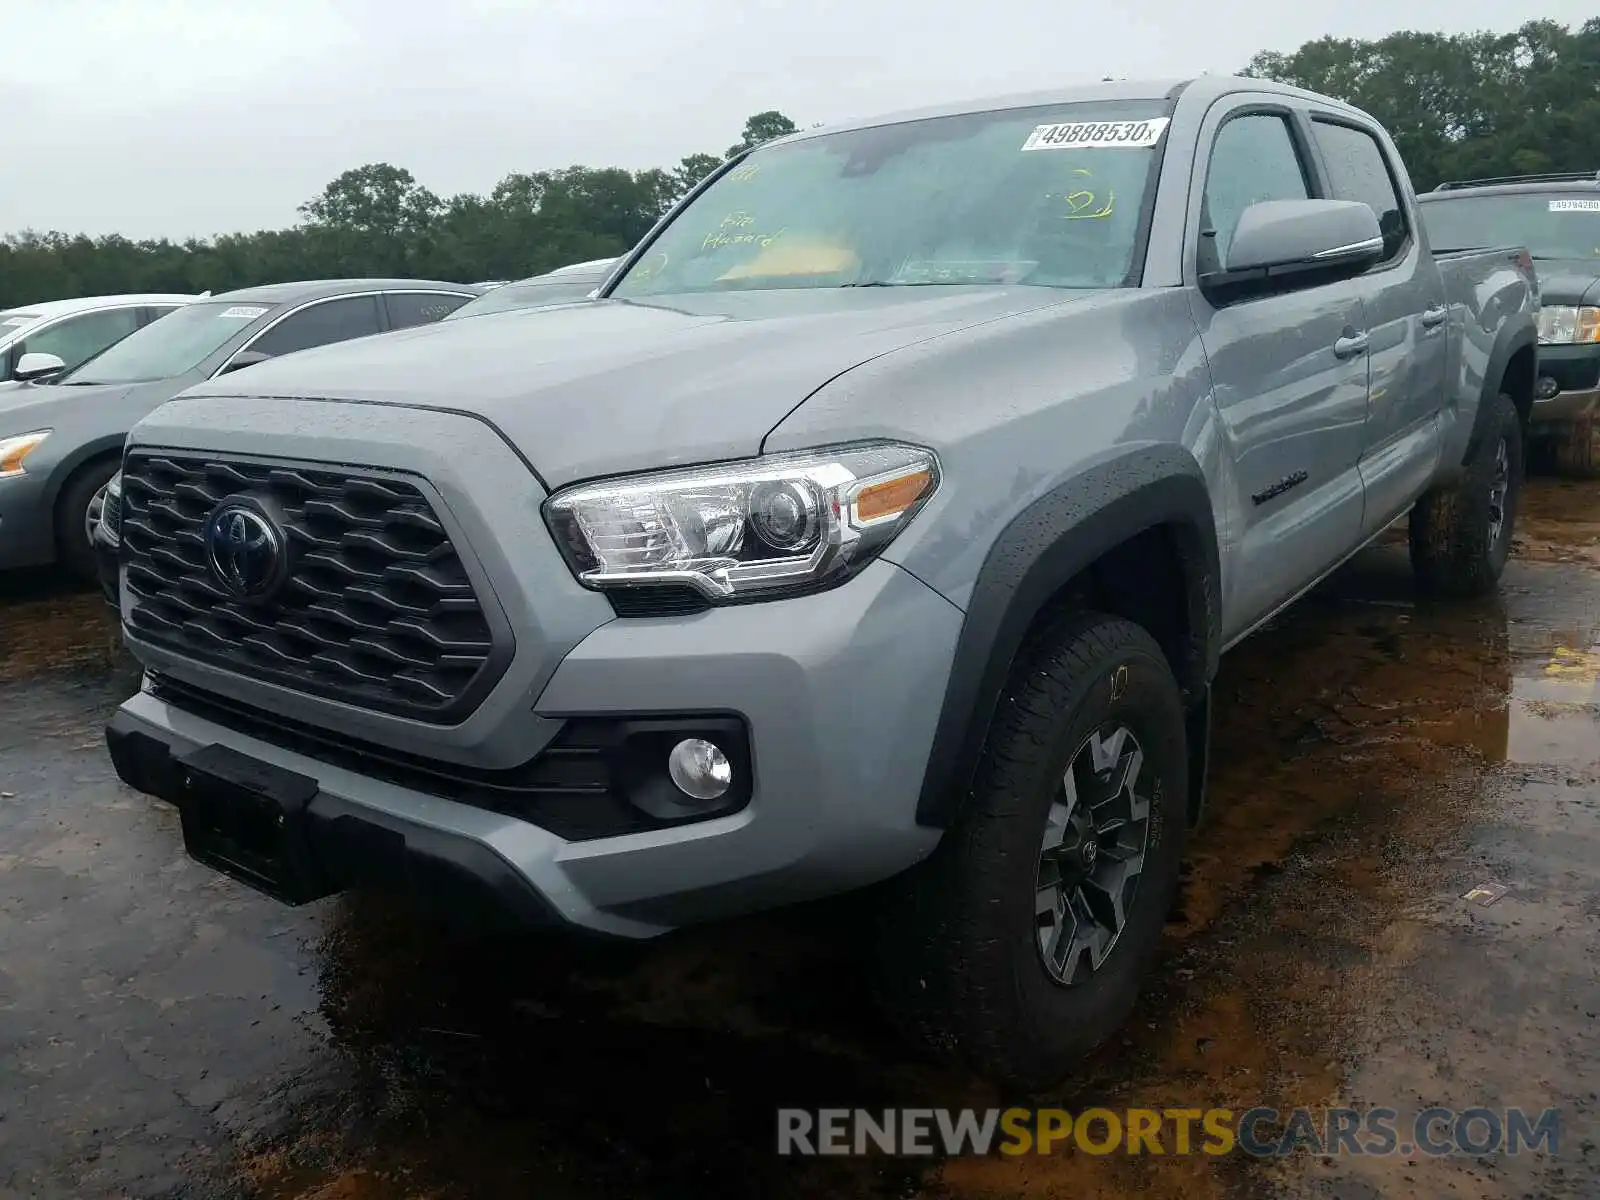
1421,304 -> 1448,329
1333,332 -> 1370,359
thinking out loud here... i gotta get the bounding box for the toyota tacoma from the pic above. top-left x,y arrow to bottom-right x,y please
105,76 -> 1538,1088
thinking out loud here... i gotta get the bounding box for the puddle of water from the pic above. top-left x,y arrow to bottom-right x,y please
1514,476 -> 1600,568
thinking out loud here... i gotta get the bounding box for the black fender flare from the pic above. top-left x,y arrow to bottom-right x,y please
1462,318 -> 1537,464
915,444 -> 1221,828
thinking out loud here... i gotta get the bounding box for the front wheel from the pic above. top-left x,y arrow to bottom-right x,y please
871,613 -> 1188,1090
54,459 -> 120,586
1409,392 -> 1523,599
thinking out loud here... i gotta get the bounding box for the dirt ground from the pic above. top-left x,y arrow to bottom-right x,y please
1,478 -> 1597,1200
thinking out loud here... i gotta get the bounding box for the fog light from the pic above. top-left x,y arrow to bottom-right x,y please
1537,375 -> 1560,400
667,738 -> 732,801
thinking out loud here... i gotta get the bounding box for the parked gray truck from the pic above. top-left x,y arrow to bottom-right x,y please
105,76 -> 1538,1088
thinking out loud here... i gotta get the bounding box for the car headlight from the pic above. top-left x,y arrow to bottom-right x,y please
545,441 -> 940,602
0,430 -> 50,478
1536,305 -> 1600,345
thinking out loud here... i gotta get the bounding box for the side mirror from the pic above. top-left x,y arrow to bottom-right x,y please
14,352 -> 67,383
219,350 -> 273,375
1201,199 -> 1384,298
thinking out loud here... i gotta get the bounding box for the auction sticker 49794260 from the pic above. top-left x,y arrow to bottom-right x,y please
1549,198 -> 1600,213
1022,118 -> 1171,152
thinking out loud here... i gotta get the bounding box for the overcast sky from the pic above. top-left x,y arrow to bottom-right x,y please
1,0 -> 1591,239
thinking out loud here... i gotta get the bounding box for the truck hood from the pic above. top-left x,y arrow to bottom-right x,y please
181,287 -> 1091,488
1531,259 -> 1600,306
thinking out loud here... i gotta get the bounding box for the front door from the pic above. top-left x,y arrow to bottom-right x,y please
1186,102 -> 1372,643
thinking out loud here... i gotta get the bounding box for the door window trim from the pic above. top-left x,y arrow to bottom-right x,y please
1189,100 -> 1321,287
212,292 -> 384,377
378,288 -> 479,329
1303,113 -> 1415,276
7,304 -> 144,374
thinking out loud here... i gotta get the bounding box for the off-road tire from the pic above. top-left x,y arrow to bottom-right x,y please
1409,392 -> 1523,599
54,458 -> 119,585
1552,415 -> 1598,479
870,612 -> 1188,1091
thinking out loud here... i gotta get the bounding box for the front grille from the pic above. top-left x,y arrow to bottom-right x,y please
102,487 -> 122,544
120,452 -> 506,722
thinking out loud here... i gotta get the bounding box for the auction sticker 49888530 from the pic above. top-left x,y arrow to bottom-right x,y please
1022,118 -> 1171,151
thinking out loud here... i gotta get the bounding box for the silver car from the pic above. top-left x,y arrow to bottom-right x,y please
445,258 -> 619,320
1,277 -> 482,581
0,292 -> 199,383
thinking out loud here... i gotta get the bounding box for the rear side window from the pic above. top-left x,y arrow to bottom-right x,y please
1201,113 -> 1311,270
386,292 -> 470,330
250,295 -> 383,358
1311,120 -> 1408,262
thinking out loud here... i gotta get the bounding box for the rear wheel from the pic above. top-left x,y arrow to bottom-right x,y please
871,613 -> 1188,1090
54,458 -> 120,585
1409,392 -> 1523,599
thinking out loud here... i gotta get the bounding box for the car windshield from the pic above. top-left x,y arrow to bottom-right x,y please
60,299 -> 276,385
1421,192 -> 1600,260
447,276 -> 603,319
610,100 -> 1172,298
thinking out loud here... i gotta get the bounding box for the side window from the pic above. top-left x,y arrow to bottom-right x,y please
19,308 -> 140,372
1200,113 -> 1311,271
1311,120 -> 1408,263
143,305 -> 186,324
387,292 -> 470,330
249,295 -> 383,358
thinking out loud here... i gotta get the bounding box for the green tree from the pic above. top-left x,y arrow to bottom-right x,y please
1244,19 -> 1600,190
725,110 -> 799,158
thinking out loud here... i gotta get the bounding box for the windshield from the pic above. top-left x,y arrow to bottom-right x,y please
1421,193 -> 1600,260
61,299 -> 275,385
610,101 -> 1172,297
447,276 -> 603,319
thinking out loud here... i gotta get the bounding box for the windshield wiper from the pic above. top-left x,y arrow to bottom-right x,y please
840,280 -> 970,288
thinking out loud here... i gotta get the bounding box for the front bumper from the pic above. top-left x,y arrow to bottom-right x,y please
107,558 -> 960,938
1532,343 -> 1600,425
0,470 -> 54,571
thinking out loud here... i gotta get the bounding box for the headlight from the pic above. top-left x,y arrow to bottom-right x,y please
0,430 -> 50,478
545,441 -> 940,602
1537,305 -> 1600,345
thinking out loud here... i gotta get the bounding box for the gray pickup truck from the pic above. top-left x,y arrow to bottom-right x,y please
105,76 -> 1537,1088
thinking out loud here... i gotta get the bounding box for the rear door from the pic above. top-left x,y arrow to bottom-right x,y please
381,291 -> 473,330
1185,97 -> 1373,643
1304,112 -> 1449,534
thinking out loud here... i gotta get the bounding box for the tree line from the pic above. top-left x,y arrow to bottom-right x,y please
3,19 -> 1596,308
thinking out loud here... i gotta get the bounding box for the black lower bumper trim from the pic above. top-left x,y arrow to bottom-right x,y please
105,709 -> 562,931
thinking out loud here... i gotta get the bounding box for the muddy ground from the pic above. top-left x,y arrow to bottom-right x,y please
2,478 -> 1597,1200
